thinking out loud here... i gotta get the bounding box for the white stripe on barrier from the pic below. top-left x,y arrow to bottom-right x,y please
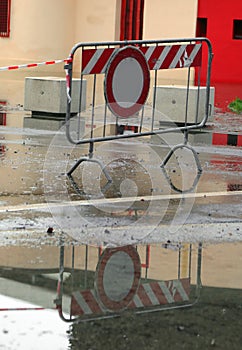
82,49 -> 105,75
72,291 -> 93,315
170,45 -> 187,69
142,283 -> 160,305
144,46 -> 156,61
188,44 -> 202,66
152,45 -> 172,70
132,294 -> 144,308
158,281 -> 175,303
172,280 -> 189,301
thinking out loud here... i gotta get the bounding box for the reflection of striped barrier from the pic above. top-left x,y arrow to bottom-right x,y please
71,290 -> 104,316
0,307 -> 46,311
70,278 -> 190,316
212,133 -> 242,147
117,124 -> 139,135
128,278 -> 190,309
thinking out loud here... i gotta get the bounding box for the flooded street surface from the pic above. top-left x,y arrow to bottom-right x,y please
0,117 -> 241,246
0,114 -> 242,349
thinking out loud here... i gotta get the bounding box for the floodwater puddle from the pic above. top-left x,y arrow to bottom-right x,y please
0,240 -> 242,349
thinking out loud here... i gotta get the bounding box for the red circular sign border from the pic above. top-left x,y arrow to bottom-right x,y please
95,245 -> 141,311
104,46 -> 150,118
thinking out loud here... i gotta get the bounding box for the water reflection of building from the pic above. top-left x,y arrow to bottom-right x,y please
0,244 -> 194,313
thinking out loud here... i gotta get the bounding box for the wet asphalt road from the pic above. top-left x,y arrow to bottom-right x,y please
0,116 -> 241,349
0,121 -> 241,247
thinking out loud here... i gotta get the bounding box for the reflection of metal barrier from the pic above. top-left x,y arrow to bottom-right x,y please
64,38 -> 212,192
55,242 -> 202,322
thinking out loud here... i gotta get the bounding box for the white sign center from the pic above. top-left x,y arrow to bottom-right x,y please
112,57 -> 144,108
103,251 -> 135,302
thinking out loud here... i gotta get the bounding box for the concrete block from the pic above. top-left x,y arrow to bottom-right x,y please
154,85 -> 215,124
23,116 -> 64,131
24,77 -> 86,115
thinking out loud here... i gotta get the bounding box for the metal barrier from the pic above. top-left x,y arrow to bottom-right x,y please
64,37 -> 213,192
55,242 -> 203,323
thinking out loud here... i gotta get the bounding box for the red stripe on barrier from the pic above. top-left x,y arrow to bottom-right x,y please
187,44 -> 202,66
71,295 -> 85,316
150,282 -> 169,304
135,284 -> 153,306
0,307 -> 45,311
146,46 -> 164,70
82,291 -> 103,314
90,48 -> 115,74
71,290 -> 103,316
212,133 -> 228,145
82,49 -> 97,72
162,45 -> 182,69
27,63 -> 38,68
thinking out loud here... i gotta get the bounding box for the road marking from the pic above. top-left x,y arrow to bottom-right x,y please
0,190 -> 241,213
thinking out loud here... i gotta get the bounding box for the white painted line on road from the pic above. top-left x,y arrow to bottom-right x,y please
0,190 -> 241,214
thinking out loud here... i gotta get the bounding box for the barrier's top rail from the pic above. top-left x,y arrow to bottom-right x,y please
68,37 -> 212,55
65,37 -> 213,146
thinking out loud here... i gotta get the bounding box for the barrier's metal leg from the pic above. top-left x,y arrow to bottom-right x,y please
195,242 -> 203,301
67,157 -> 87,176
67,157 -> 112,183
160,143 -> 202,193
67,141 -> 112,184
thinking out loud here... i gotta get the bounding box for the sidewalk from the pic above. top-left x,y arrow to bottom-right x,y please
190,112 -> 242,147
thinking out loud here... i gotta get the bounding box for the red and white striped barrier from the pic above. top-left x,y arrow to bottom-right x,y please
140,44 -> 202,70
128,278 -> 190,309
70,278 -> 190,316
0,58 -> 72,71
0,307 -> 48,311
81,44 -> 202,75
212,133 -> 242,147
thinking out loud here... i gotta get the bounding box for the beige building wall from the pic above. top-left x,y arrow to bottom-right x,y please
144,0 -> 198,39
74,1 -> 117,43
0,0 -> 198,107
0,0 -> 76,67
0,0 -> 77,105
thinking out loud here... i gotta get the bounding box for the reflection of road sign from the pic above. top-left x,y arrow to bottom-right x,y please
69,245 -> 192,318
57,243 -> 203,322
104,46 -> 150,118
95,245 -> 141,311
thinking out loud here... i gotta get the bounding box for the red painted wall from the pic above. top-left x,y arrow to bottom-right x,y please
197,0 -> 242,111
